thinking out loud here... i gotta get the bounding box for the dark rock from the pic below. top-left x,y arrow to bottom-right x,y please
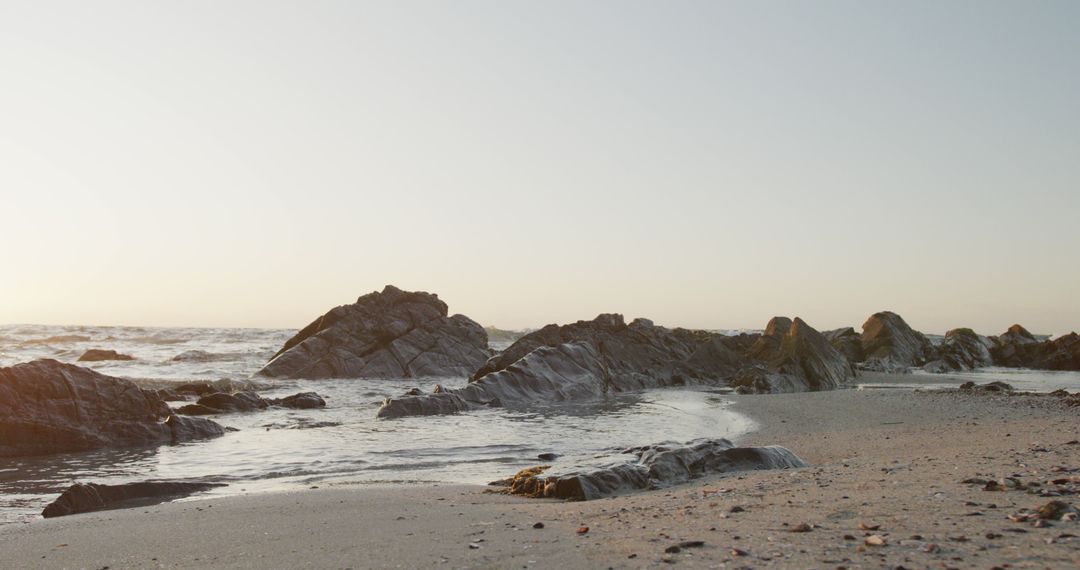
257,285 -> 490,379
537,452 -> 560,461
923,328 -> 994,373
0,360 -> 225,457
823,327 -> 864,363
505,438 -> 806,500
958,381 -> 1014,393
859,311 -> 935,372
77,349 -> 135,362
269,392 -> 326,409
41,481 -> 224,518
990,324 -> 1041,367
729,318 -> 855,393
1030,333 -> 1080,371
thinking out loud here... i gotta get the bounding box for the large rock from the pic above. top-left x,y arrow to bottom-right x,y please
923,328 -> 994,373
0,360 -> 225,457
729,317 -> 855,394
823,327 -> 864,363
504,439 -> 806,500
176,391 -> 326,415
378,315 -> 735,419
989,324 -> 1041,368
42,481 -> 224,518
77,349 -> 135,362
859,311 -> 935,372
256,286 -> 490,379
1030,332 -> 1080,371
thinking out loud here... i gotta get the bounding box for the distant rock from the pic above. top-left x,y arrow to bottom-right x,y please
823,327 -> 864,363
989,324 -> 1041,368
0,360 -> 225,457
730,317 -> 855,394
504,439 -> 806,500
257,286 -> 490,379
484,326 -> 526,344
958,380 -> 1014,392
1030,332 -> 1080,371
177,390 -> 326,415
378,314 -> 735,419
922,328 -> 994,373
77,349 -> 135,362
42,481 -> 224,518
859,311 -> 935,372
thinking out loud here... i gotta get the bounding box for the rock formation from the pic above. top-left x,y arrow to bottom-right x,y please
729,317 -> 855,394
0,360 -> 225,458
42,481 -> 224,518
922,328 -> 994,372
77,349 -> 135,362
503,438 -> 806,500
1029,332 -> 1080,371
176,391 -> 326,415
989,324 -> 1041,368
823,327 -> 864,363
859,311 -> 935,372
256,286 -> 490,379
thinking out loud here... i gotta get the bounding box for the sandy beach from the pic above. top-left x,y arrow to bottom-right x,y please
2,379 -> 1078,569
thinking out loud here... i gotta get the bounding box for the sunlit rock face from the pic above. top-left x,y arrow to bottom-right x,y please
922,328 -> 994,373
256,285 -> 490,379
858,311 -> 936,372
504,438 -> 807,500
729,317 -> 855,394
0,359 -> 224,458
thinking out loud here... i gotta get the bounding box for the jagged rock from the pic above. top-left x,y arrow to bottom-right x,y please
378,315 -> 733,419
823,327 -> 864,363
505,439 -> 806,500
269,392 -> 326,409
41,481 -> 224,518
0,360 -> 225,457
730,318 -> 855,393
77,349 -> 135,362
1030,333 -> 1080,371
859,311 -> 935,372
923,328 -> 994,373
257,286 -> 490,379
990,324 -> 1041,367
177,391 -> 326,415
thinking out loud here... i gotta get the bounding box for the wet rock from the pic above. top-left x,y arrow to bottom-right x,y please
923,328 -> 994,373
823,327 -> 864,363
77,349 -> 135,362
257,285 -> 490,379
269,392 -> 326,409
42,481 -> 224,518
537,452 -> 560,461
505,438 -> 806,500
0,360 -> 225,457
859,311 -> 935,372
958,381 -> 1014,393
729,318 -> 854,394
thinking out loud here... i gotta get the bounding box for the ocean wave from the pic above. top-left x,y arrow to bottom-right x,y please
18,335 -> 91,346
171,350 -> 244,362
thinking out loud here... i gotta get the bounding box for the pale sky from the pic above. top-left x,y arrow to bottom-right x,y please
2,1 -> 1078,336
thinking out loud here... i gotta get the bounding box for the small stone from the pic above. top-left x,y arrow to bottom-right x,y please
729,505 -> 745,513
791,523 -> 813,533
864,535 -> 886,546
532,522 -> 544,529
859,522 -> 881,531
576,526 -> 589,534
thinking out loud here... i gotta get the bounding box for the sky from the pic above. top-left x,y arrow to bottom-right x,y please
1,1 -> 1078,336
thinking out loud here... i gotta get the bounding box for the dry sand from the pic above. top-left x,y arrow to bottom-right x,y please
2,378 -> 1079,569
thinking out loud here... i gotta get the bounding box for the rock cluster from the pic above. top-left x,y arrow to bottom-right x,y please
502,438 -> 807,500
177,391 -> 326,415
729,318 -> 855,394
0,360 -> 225,458
257,286 -> 490,379
923,328 -> 994,373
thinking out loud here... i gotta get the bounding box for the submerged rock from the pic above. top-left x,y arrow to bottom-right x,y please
77,349 -> 135,362
505,439 -> 806,500
270,391 -> 326,409
859,311 -> 935,372
729,318 -> 855,394
176,391 -> 326,415
257,285 -> 490,379
42,481 -> 224,518
923,328 -> 994,373
0,360 -> 225,457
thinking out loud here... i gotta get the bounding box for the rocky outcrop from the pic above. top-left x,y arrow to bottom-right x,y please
0,360 -> 225,458
256,286 -> 490,379
378,315 -> 738,419
729,318 -> 855,394
989,324 -> 1041,368
177,391 -> 326,415
923,328 -> 994,373
1030,332 -> 1080,371
859,311 -> 935,372
823,327 -> 863,363
503,439 -> 806,500
77,349 -> 134,362
41,481 -> 224,518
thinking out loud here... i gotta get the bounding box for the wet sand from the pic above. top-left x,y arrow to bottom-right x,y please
2,381 -> 1079,569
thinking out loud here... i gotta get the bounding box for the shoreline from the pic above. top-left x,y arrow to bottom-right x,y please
2,386 -> 1079,568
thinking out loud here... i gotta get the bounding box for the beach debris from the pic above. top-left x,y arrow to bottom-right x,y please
864,535 -> 886,546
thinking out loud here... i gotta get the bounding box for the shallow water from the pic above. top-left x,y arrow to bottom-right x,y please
0,324 -> 752,525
